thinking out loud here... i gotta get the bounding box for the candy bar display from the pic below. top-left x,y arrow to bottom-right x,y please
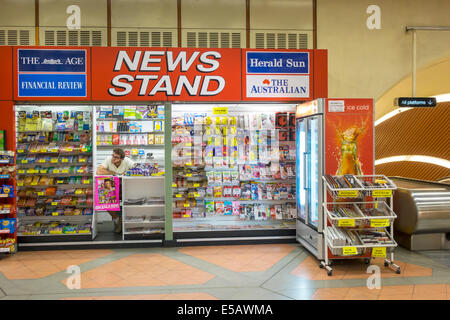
171,104 -> 297,233
18,222 -> 92,236
15,105 -> 94,240
0,150 -> 16,253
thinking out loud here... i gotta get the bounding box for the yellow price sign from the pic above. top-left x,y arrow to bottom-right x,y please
18,170 -> 25,174
83,180 -> 90,184
51,159 -> 58,163
175,194 -> 182,198
37,192 -> 45,196
81,148 -> 88,152
40,170 -> 47,174
186,173 -> 192,177
51,149 -> 58,153
30,182 -> 37,186
62,169 -> 69,173
183,203 -> 190,207
17,149 -> 24,153
194,192 -> 200,198
49,230 -> 62,234
62,159 -> 69,163
185,143 -> 192,147
337,190 -> 359,198
77,169 -> 83,173
338,219 -> 355,227
185,152 -> 192,156
193,183 -> 200,188
370,218 -> 390,228
52,212 -> 59,216
215,127 -> 221,135
78,230 -> 90,234
56,180 -> 64,184
372,190 -> 392,198
342,246 -> 358,256
21,160 -> 28,164
30,149 -> 38,153
371,247 -> 386,258
39,159 -> 46,163
53,169 -> 60,173
213,107 -> 228,115
79,158 -> 86,163
206,127 -> 211,135
51,202 -> 58,206
17,182 -> 23,186
172,183 -> 177,188
186,162 -> 192,166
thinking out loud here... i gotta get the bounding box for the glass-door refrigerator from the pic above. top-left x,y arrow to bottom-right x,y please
295,98 -> 374,261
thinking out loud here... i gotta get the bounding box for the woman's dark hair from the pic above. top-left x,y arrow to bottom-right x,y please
113,148 -> 125,159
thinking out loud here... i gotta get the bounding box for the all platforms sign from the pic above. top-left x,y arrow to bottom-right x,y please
243,50 -> 312,101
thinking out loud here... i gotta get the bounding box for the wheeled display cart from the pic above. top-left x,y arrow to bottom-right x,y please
320,174 -> 400,276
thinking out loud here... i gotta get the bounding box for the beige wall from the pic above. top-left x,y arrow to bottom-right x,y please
112,0 -> 177,28
39,0 -> 107,27
0,0 -> 35,26
316,0 -> 450,119
251,0 -> 313,30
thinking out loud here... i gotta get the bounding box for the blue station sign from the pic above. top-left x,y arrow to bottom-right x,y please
246,51 -> 309,74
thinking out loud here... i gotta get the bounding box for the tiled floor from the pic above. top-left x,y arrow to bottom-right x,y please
0,244 -> 449,300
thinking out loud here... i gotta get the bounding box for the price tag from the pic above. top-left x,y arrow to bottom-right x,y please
62,159 -> 69,163
194,192 -> 200,198
65,231 -> 77,234
66,148 -> 73,152
213,107 -> 228,115
17,149 -> 24,153
18,170 -> 25,174
49,230 -> 62,234
52,212 -> 59,216
27,169 -> 35,174
30,182 -> 37,186
21,160 -> 28,164
342,246 -> 358,256
40,169 -> 47,174
77,169 -> 83,173
183,203 -> 190,207
83,180 -> 90,184
30,149 -> 38,153
206,127 -> 211,135
51,159 -> 58,163
62,169 -> 69,173
185,152 -> 192,156
40,148 -> 47,153
185,173 -> 192,177
338,219 -> 355,227
51,202 -> 58,206
81,147 -> 88,152
51,149 -> 58,153
78,230 -> 90,234
17,181 -> 23,186
56,180 -> 64,184
372,190 -> 392,198
79,158 -> 86,163
371,247 -> 386,258
53,169 -> 60,173
193,183 -> 200,188
230,127 -> 236,135
370,219 -> 390,227
75,189 -> 84,194
39,159 -> 46,163
337,190 -> 359,198
175,194 -> 182,198
37,192 -> 45,196
185,143 -> 192,147
186,162 -> 192,166
215,127 -> 221,135
172,183 -> 177,188
215,138 -> 221,146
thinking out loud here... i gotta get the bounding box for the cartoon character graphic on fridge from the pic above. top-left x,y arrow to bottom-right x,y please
295,98 -> 374,259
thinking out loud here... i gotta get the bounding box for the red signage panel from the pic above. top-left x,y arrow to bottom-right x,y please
325,98 -> 374,175
0,47 -> 13,100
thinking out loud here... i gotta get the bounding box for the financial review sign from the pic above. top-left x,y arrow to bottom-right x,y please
243,50 -> 312,100
17,49 -> 87,98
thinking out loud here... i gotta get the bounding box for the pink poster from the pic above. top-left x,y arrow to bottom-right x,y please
95,176 -> 120,211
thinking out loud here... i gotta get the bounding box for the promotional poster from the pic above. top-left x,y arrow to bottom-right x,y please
95,176 -> 120,211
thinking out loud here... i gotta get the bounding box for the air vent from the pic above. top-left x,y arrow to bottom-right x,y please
20,30 -> 29,45
44,30 -> 103,46
0,30 -> 5,45
114,31 -> 173,47
187,32 -> 196,47
210,32 -> 219,48
266,33 -> 275,49
151,32 -> 160,47
8,30 -> 17,45
221,33 -> 230,48
185,31 -> 242,48
253,32 -> 309,49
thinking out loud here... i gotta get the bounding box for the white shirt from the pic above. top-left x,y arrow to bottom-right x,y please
101,156 -> 135,175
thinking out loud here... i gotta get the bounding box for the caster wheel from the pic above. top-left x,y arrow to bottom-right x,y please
327,270 -> 332,276
384,261 -> 389,267
319,264 -> 323,268
396,268 -> 401,274
364,258 -> 370,264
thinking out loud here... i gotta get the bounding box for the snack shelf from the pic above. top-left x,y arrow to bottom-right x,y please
124,220 -> 165,224
18,151 -> 92,157
17,162 -> 92,167
123,204 -> 165,208
17,172 -> 92,177
19,214 -> 92,219
96,144 -> 164,148
19,204 -> 92,208
98,118 -> 158,122
17,130 -> 91,133
17,141 -> 88,146
17,184 -> 93,188
123,230 -> 164,235
97,131 -> 160,134
122,176 -> 165,179
320,174 -> 400,276
18,232 -> 91,237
